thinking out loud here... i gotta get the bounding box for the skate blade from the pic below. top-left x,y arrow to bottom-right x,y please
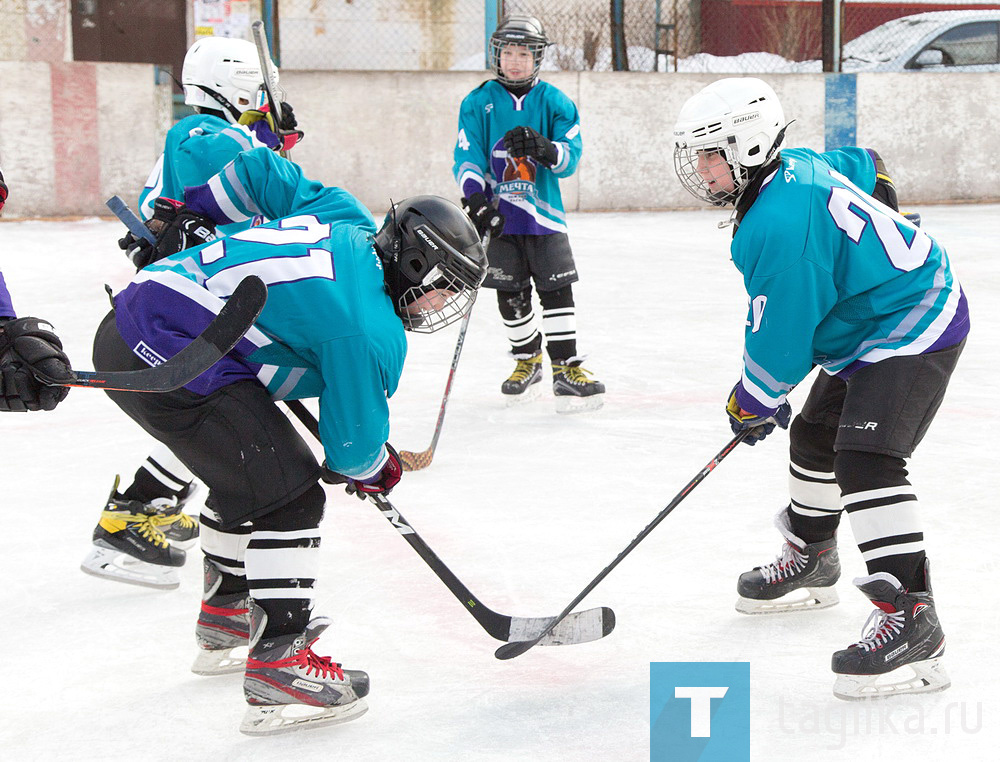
554,393 -> 604,415
833,658 -> 951,701
191,646 -> 248,676
80,546 -> 180,590
735,586 -> 839,614
240,698 -> 368,736
503,382 -> 543,407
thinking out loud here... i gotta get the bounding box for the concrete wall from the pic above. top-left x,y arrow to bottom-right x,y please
2,66 -> 998,219
0,61 -> 170,218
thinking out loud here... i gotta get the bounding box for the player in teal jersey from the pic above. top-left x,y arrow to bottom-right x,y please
454,14 -> 604,412
82,36 -> 306,590
674,78 -> 968,699
93,147 -> 487,733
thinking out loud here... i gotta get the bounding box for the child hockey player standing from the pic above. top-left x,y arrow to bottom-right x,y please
81,36 -> 303,591
454,14 -> 604,413
672,77 -> 968,699
92,146 -> 487,734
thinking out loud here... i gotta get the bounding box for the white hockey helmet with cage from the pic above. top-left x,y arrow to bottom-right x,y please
489,15 -> 549,87
673,77 -> 785,206
182,37 -> 269,124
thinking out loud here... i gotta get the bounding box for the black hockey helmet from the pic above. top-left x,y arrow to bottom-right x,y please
489,15 -> 549,87
373,195 -> 487,333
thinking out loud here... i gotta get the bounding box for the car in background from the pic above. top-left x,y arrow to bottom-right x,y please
841,10 -> 1000,72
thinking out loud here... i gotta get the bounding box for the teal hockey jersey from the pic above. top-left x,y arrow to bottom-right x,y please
138,113 -> 269,236
732,147 -> 969,416
453,79 -> 581,235
115,147 -> 406,480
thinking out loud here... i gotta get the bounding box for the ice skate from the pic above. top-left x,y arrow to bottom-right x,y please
192,559 -> 250,676
736,508 -> 840,614
151,481 -> 200,550
241,605 -> 369,736
502,351 -> 543,404
80,477 -> 186,589
551,358 -> 605,414
832,564 -> 949,700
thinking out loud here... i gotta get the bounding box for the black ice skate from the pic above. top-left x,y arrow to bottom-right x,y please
80,477 -> 186,589
736,508 -> 840,614
551,357 -> 605,414
192,558 -> 250,676
831,564 -> 949,700
152,481 -> 200,549
502,350 -> 543,403
241,604 -> 370,736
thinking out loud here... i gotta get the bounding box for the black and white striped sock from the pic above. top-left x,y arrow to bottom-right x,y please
123,443 -> 194,504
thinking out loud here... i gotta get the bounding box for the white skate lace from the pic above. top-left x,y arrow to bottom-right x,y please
760,542 -> 808,583
854,608 -> 906,652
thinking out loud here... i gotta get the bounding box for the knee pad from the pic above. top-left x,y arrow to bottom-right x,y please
497,288 -> 533,320
834,449 -> 909,494
789,415 -> 836,473
252,482 -> 326,532
537,285 -> 574,310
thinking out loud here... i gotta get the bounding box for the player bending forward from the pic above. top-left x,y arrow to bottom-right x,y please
673,78 -> 968,699
92,146 -> 487,734
81,36 -> 304,589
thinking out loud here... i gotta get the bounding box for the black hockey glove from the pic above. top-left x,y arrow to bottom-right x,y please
118,197 -> 217,270
320,444 -> 403,500
462,192 -> 504,239
726,385 -> 791,446
0,316 -> 72,412
503,126 -> 559,167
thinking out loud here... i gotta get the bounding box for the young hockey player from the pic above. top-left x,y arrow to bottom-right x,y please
81,36 -> 303,590
453,14 -> 604,413
0,170 -> 74,413
92,146 -> 487,734
673,78 -> 968,700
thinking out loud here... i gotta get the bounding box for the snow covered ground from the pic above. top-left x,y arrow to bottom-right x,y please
1,206 -> 997,760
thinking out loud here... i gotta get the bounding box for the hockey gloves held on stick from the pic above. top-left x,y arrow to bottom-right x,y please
726,384 -> 791,446
118,197 -> 217,269
503,126 -> 558,168
239,101 -> 304,153
0,317 -> 72,412
321,443 -> 403,499
462,192 -> 505,239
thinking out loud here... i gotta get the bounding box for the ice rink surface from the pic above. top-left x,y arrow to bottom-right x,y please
1,205 -> 997,760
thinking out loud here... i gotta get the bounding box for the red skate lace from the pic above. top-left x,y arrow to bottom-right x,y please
760,542 -> 807,584
854,609 -> 906,652
248,639 -> 345,680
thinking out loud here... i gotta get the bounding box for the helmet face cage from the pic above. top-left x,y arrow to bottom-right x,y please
377,214 -> 487,334
489,16 -> 548,87
673,137 -> 748,207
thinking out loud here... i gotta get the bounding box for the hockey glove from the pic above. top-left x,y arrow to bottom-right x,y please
320,444 -> 403,500
726,385 -> 791,446
239,102 -> 304,152
462,192 -> 505,239
503,126 -> 559,167
0,316 -> 72,412
118,197 -> 217,269
0,170 -> 7,213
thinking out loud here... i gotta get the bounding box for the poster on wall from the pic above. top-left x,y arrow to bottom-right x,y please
194,0 -> 253,41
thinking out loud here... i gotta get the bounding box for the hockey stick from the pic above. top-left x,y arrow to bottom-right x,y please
495,430 -> 750,660
284,399 -> 615,647
34,275 -> 267,392
107,195 -> 156,245
398,301 -> 473,471
398,228 -> 492,471
250,20 -> 291,159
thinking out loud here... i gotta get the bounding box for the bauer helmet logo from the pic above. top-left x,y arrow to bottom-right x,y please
416,228 -> 440,251
732,112 -> 760,126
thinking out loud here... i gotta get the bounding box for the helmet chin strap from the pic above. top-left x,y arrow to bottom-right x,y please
192,84 -> 244,123
719,119 -> 795,229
